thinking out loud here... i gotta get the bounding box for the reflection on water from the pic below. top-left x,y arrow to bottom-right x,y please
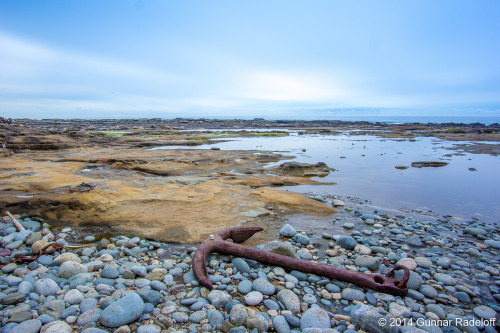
154,133 -> 500,222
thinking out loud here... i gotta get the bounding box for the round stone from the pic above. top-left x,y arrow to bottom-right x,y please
252,278 -> 275,295
100,266 -> 120,279
454,291 -> 471,304
297,248 -> 313,260
336,236 -> 357,250
419,285 -> 438,298
354,255 -> 381,271
100,254 -> 114,262
99,292 -> 145,328
484,239 -> 500,249
303,294 -> 317,304
207,290 -> 232,309
136,325 -> 161,333
58,261 -> 87,279
406,236 -> 423,247
6,240 -> 24,250
37,255 -> 53,266
237,280 -> 253,294
171,312 -> 188,323
64,289 -> 84,304
284,274 -> 299,285
261,241 -> 298,259
326,283 -> 340,293
17,281 -> 34,294
7,319 -> 41,333
188,310 -> 207,324
397,258 -> 417,271
232,258 -> 251,273
0,291 -> 25,306
364,218 -> 375,225
354,244 -> 372,255
293,234 -> 310,245
54,252 -> 81,264
300,305 -> 331,330
433,273 -> 456,286
436,257 -> 451,268
279,224 -> 297,237
33,278 -> 61,296
414,256 -> 433,268
1,262 -> 17,274
473,305 -> 497,320
426,304 -> 446,320
77,308 -> 103,326
395,270 -> 424,290
84,236 -> 96,242
332,199 -> 345,207
80,298 -> 98,313
464,227 -> 487,236
264,299 -> 280,311
284,314 -> 300,328
341,288 -> 366,301
230,304 -> 248,327
39,320 -> 72,333
273,315 -> 291,333
137,289 -> 161,306
277,289 -> 300,314
244,291 -> 264,306
206,309 -> 224,327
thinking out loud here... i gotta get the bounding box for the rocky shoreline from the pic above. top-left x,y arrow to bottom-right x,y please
1,194 -> 498,333
2,118 -> 500,154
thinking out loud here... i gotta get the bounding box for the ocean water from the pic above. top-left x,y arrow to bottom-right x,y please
294,116 -> 500,125
78,115 -> 500,125
154,132 -> 500,223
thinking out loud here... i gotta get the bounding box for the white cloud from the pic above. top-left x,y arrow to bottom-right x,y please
0,32 -> 179,96
238,70 -> 351,102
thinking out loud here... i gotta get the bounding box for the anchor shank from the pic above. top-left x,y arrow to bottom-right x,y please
217,241 -> 408,296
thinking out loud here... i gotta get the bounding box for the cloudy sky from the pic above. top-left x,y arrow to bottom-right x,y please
1,1 -> 499,119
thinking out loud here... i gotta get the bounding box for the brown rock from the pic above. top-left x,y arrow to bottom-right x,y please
249,188 -> 337,216
0,145 -> 336,243
31,240 -> 49,254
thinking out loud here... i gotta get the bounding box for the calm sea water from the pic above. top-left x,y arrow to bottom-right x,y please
319,116 -> 500,125
80,115 -> 500,125
154,132 -> 500,223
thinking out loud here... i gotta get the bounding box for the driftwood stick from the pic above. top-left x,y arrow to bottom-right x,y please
5,211 -> 26,231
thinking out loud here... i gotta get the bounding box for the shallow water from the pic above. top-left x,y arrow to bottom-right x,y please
154,132 -> 500,223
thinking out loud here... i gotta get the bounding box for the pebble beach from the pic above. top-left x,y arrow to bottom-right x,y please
1,194 -> 498,333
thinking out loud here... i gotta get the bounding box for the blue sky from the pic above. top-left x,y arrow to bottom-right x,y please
1,1 -> 499,119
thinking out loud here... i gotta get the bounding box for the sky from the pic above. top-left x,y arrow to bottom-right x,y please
1,1 -> 500,119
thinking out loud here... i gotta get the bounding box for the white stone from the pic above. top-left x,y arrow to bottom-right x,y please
100,254 -> 114,262
55,252 -> 81,264
244,291 -> 264,306
389,302 -> 411,318
63,289 -> 84,304
354,244 -> 372,255
397,258 -> 418,271
40,320 -> 72,333
58,261 -> 88,279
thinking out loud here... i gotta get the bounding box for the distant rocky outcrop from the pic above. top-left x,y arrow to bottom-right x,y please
411,161 -> 449,168
274,161 -> 332,177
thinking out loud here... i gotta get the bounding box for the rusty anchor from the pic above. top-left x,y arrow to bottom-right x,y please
193,226 -> 409,297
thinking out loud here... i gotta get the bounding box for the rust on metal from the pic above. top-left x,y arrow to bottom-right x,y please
193,226 -> 409,297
